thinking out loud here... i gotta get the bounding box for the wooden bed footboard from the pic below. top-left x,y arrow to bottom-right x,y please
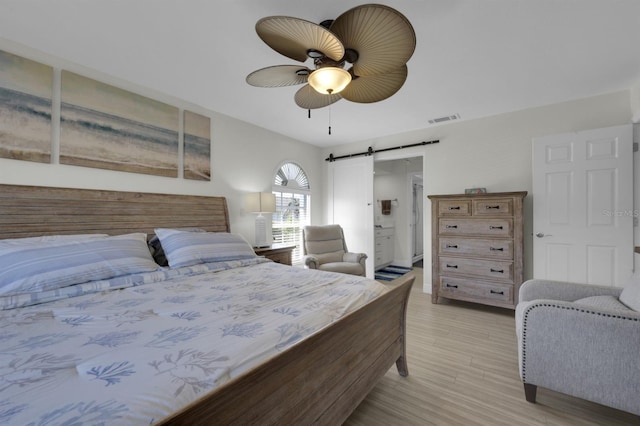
160,274 -> 414,425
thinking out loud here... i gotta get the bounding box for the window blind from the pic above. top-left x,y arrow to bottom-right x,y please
272,191 -> 310,266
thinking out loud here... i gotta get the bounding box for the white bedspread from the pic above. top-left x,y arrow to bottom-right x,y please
0,260 -> 388,425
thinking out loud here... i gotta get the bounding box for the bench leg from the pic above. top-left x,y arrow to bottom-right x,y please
395,355 -> 408,377
524,383 -> 537,403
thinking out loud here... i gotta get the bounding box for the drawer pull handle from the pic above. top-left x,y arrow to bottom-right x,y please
445,283 -> 458,289
489,247 -> 504,251
446,225 -> 458,229
446,264 -> 458,269
486,205 -> 501,209
490,268 -> 504,274
449,206 -> 461,210
446,244 -> 458,249
490,290 -> 504,295
489,226 -> 503,230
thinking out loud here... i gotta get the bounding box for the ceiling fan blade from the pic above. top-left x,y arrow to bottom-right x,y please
294,84 -> 342,109
246,65 -> 311,87
330,4 -> 416,77
256,16 -> 344,62
341,65 -> 408,103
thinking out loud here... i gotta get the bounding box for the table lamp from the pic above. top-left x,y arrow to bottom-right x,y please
246,192 -> 276,247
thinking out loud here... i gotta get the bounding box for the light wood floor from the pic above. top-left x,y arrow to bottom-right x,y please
345,268 -> 640,426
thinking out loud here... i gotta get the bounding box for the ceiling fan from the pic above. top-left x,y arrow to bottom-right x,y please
246,4 -> 416,111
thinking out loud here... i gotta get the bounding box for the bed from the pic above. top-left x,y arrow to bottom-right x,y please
0,184 -> 414,425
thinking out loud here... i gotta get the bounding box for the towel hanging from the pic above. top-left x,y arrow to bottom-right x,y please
381,200 -> 392,215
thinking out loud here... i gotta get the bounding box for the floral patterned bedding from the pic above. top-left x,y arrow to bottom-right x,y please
0,259 -> 388,425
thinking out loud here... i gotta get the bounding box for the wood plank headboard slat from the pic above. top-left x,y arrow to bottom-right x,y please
0,184 -> 231,239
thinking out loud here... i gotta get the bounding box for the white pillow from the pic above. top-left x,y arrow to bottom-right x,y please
0,233 -> 160,296
153,228 -> 256,268
619,271 -> 640,311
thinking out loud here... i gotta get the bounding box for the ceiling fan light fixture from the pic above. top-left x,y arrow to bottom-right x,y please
308,67 -> 351,95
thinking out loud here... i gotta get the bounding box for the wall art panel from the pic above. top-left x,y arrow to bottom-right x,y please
0,49 -> 53,163
60,71 -> 179,177
183,110 -> 211,181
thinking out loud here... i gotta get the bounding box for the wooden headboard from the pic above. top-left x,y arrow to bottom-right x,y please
0,184 -> 230,240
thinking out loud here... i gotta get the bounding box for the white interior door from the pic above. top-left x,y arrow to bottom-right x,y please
327,156 -> 375,278
533,124 -> 633,286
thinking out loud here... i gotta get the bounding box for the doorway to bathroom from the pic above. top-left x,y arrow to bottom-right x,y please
373,155 -> 424,270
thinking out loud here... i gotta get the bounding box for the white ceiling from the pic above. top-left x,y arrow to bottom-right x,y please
2,1 -> 640,148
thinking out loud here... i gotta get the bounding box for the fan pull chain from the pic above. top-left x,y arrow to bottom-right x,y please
308,109 -> 311,119
328,104 -> 332,135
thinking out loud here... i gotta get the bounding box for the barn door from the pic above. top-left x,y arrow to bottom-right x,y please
327,156 -> 375,278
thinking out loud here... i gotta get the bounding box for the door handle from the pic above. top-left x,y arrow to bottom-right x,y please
535,232 -> 553,238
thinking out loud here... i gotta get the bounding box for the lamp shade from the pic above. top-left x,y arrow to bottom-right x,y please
246,192 -> 276,248
246,192 -> 276,213
307,67 -> 352,95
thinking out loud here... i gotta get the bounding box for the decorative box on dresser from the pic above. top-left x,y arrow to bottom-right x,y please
428,191 -> 527,309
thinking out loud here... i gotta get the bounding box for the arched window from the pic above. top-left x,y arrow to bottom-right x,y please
272,162 -> 310,266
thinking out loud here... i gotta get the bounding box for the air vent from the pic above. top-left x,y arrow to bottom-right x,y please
428,113 -> 460,125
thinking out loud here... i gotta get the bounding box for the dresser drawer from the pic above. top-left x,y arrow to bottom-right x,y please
439,256 -> 514,282
438,200 -> 471,216
375,227 -> 394,237
438,218 -> 513,237
254,245 -> 295,266
439,276 -> 513,304
267,251 -> 291,265
439,237 -> 513,260
472,198 -> 514,216
374,228 -> 394,268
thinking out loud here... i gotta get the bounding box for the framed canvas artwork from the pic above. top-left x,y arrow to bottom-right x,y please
0,50 -> 53,163
60,71 -> 179,177
183,110 -> 211,181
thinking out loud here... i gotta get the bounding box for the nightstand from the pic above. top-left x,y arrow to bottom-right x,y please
254,244 -> 296,266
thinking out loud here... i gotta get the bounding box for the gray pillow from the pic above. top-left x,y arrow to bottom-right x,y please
149,227 -> 205,266
619,272 -> 640,311
574,295 -> 632,312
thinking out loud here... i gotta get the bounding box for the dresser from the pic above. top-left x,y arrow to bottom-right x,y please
253,244 -> 296,266
428,191 -> 527,309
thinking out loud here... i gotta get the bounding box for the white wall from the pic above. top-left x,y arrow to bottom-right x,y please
0,39 -> 323,246
323,90 -> 634,292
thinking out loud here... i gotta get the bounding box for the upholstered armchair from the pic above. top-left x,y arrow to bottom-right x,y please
302,225 -> 367,276
515,274 -> 640,416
